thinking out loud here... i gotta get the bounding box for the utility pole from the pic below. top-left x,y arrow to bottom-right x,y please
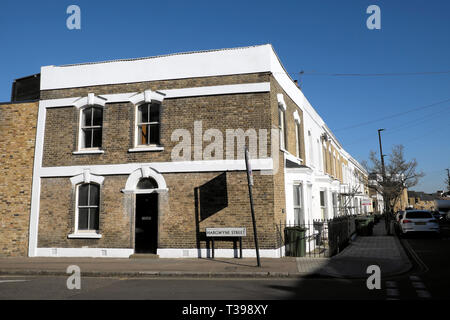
377,129 -> 386,178
378,129 -> 390,234
244,147 -> 261,267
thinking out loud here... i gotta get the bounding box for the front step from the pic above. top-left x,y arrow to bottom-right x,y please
129,253 -> 159,259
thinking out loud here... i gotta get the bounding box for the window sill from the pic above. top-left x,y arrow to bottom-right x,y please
68,233 -> 102,239
128,146 -> 164,153
72,150 -> 104,155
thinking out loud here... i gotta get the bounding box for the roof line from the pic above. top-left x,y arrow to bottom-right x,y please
57,44 -> 271,68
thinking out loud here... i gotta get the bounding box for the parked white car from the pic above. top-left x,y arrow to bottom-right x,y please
398,210 -> 439,235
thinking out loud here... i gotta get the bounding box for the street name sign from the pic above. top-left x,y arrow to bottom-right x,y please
206,228 -> 246,237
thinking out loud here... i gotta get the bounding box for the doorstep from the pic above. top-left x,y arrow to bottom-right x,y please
129,253 -> 160,259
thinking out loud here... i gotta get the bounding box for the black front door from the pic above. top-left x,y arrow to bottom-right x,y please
135,193 -> 158,253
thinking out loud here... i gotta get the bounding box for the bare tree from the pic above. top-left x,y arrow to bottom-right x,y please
339,169 -> 367,216
365,145 -> 424,213
445,169 -> 450,194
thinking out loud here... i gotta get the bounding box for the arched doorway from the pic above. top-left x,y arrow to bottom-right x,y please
122,167 -> 168,254
135,178 -> 159,253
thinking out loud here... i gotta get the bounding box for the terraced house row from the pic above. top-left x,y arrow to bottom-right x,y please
0,45 -> 371,258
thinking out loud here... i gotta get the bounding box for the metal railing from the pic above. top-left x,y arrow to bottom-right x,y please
280,215 -> 357,258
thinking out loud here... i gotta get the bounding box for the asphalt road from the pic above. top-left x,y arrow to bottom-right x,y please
391,232 -> 450,300
0,232 -> 448,301
0,276 -> 386,300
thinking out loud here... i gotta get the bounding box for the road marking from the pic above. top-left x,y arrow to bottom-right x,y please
407,275 -> 431,298
416,289 -> 431,299
401,239 -> 429,273
385,280 -> 400,300
411,282 -> 426,289
385,281 -> 397,288
0,280 -> 29,283
386,288 -> 399,296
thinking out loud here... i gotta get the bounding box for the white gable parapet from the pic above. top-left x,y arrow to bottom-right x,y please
40,45 -> 273,90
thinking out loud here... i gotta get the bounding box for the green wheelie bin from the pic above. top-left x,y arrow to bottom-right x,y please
284,226 -> 307,257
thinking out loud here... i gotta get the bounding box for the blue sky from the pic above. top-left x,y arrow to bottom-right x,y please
1,0 -> 449,192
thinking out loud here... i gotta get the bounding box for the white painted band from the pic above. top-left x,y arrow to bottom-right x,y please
39,159 -> 274,178
41,82 -> 271,108
157,247 -> 285,258
36,248 -> 133,258
34,247 -> 285,258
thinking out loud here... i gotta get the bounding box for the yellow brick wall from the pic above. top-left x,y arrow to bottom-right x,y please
0,101 -> 38,256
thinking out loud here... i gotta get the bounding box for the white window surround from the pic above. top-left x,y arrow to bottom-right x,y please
73,149 -> 105,155
69,183 -> 102,239
295,122 -> 300,158
319,189 -> 328,220
121,166 -> 168,194
131,106 -> 163,150
70,170 -> 105,186
277,94 -> 288,151
129,89 -> 165,105
128,146 -> 164,153
308,130 -> 314,168
76,93 -> 106,153
68,170 -> 104,239
293,182 -> 304,225
73,93 -> 107,109
277,94 -> 286,111
68,233 -> 102,239
285,150 -> 303,165
131,90 -> 165,151
293,111 -> 301,159
293,111 -> 300,124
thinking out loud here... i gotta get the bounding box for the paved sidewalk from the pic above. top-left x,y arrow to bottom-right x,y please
295,220 -> 412,279
0,256 -> 300,278
0,220 -> 411,279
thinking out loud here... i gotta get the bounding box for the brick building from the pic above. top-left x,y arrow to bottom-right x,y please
407,191 -> 437,211
1,45 -> 369,258
0,74 -> 40,256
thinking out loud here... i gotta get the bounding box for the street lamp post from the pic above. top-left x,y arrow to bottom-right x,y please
378,129 -> 390,234
377,129 -> 386,178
